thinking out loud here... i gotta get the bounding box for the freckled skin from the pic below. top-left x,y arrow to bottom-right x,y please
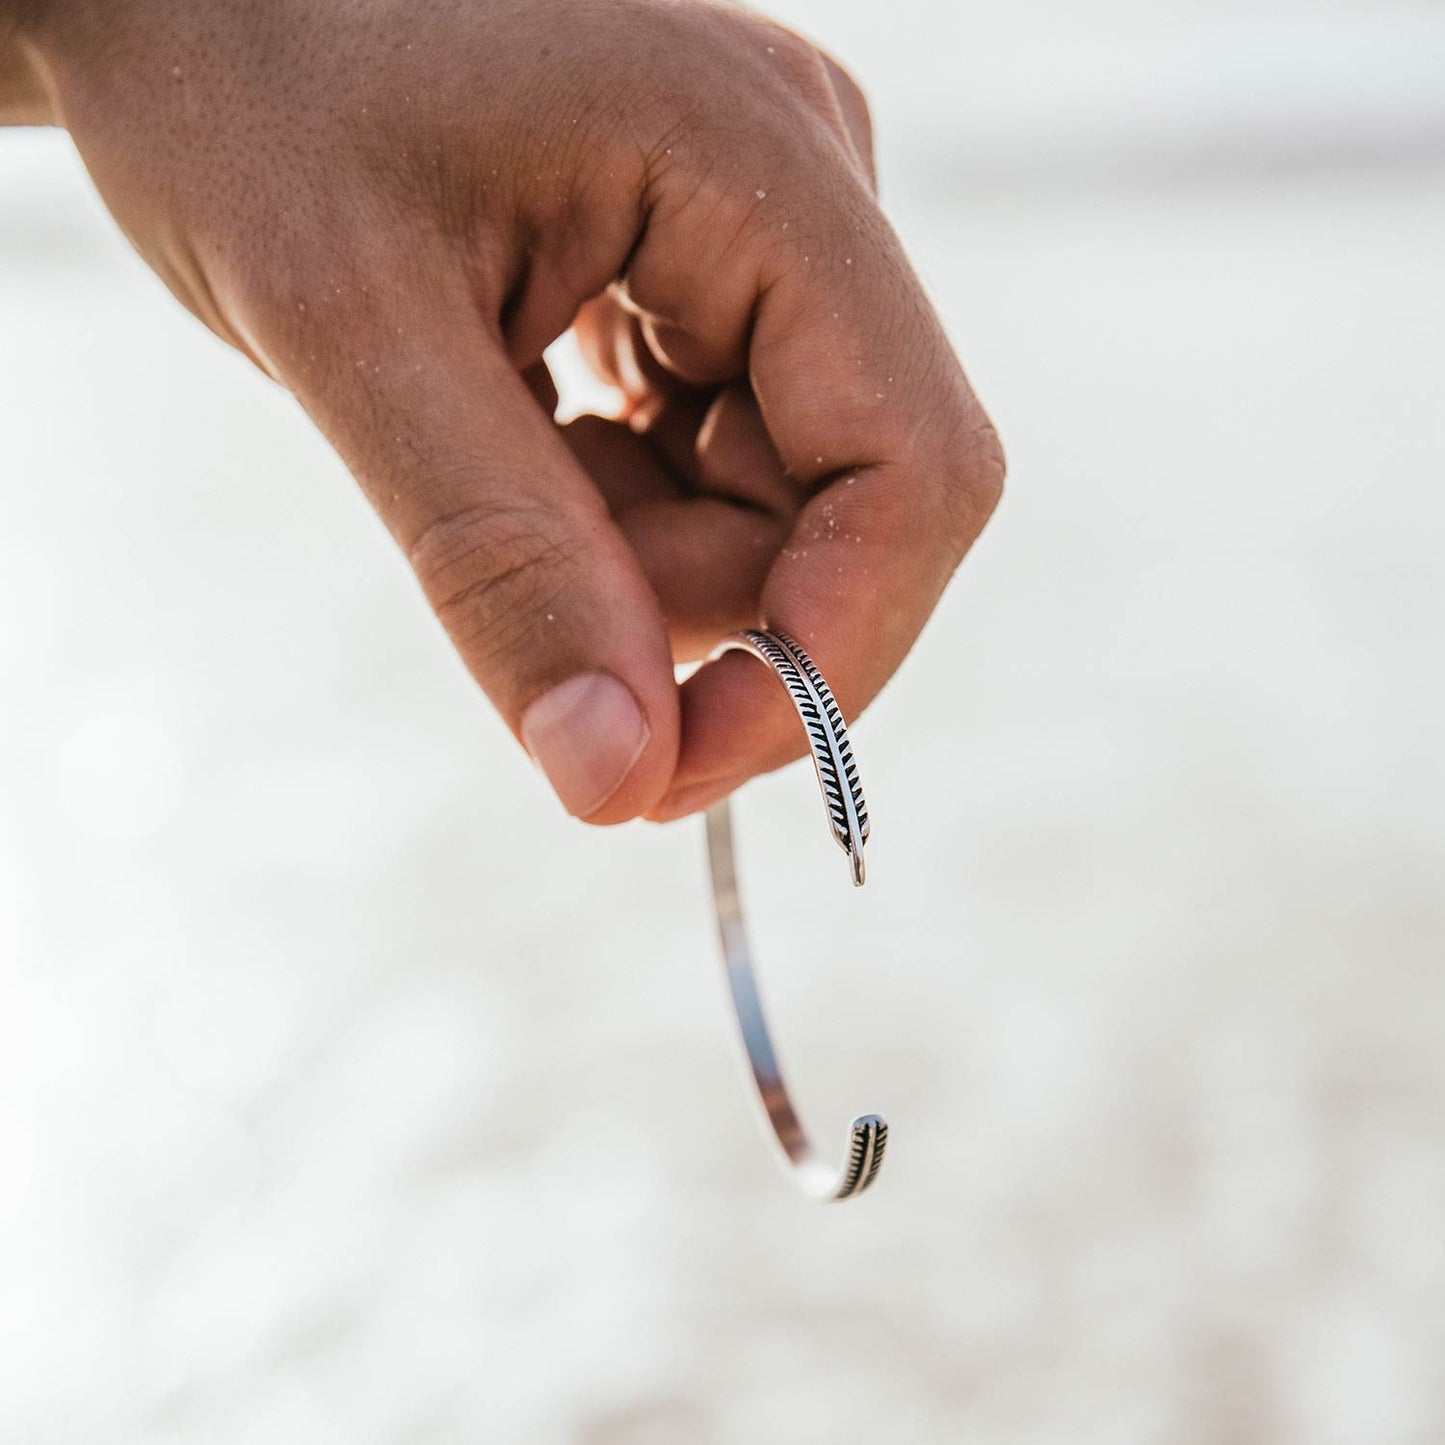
3,0 -> 1003,824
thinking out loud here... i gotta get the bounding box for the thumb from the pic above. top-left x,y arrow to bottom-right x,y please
267,275 -> 679,824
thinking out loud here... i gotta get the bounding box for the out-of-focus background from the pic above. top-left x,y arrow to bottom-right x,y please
3,1 -> 1444,1441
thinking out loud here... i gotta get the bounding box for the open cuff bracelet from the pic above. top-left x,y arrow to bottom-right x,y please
703,628 -> 888,1203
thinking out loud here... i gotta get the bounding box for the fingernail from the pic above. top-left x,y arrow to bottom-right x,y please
521,672 -> 650,818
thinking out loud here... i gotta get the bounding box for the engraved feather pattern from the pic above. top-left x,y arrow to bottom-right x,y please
836,1115 -> 889,1200
735,629 -> 869,874
771,630 -> 870,845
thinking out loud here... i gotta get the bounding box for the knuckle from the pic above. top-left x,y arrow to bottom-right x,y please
744,23 -> 871,146
824,56 -> 873,127
689,13 -> 839,136
817,52 -> 876,181
407,501 -> 580,665
931,412 -> 1007,549
969,419 -> 1008,512
636,23 -> 871,245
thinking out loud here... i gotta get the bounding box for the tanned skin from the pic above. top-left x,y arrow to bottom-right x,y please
2,0 -> 1002,822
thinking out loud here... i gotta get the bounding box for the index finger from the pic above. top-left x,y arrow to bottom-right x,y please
627,90 -> 1004,817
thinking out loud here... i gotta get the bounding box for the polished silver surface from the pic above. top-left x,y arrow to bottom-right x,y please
705,629 -> 887,1202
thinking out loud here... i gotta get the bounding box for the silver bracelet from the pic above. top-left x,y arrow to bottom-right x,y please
704,628 -> 888,1202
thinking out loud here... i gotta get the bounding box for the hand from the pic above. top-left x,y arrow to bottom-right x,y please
20,0 -> 1003,823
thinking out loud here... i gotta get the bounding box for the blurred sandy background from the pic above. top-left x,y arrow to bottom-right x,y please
2,2 -> 1444,1441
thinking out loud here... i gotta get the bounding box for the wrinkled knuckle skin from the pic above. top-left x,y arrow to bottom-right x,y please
970,419 -> 1008,515
935,416 -> 1007,550
408,503 -> 581,669
706,11 -> 839,128
635,18 -> 873,238
745,21 -> 871,143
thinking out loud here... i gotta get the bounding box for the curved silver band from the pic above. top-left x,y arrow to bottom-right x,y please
704,628 -> 887,1202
